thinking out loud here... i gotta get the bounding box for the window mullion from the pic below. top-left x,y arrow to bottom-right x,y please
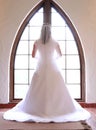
44,0 -> 51,24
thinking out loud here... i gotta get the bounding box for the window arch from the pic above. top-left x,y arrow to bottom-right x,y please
10,0 -> 85,102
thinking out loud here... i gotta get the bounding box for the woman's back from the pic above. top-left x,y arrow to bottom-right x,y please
35,38 -> 59,64
3,24 -> 91,123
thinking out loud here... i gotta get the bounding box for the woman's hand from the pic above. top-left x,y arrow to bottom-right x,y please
32,43 -> 37,58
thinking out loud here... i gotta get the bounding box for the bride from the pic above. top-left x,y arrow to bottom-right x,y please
3,23 -> 91,122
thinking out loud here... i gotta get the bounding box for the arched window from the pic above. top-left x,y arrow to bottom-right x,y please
10,0 -> 85,102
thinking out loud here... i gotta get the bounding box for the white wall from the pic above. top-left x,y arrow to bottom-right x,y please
0,0 -> 96,103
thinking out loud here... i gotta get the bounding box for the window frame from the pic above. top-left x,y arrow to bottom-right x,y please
10,0 -> 85,102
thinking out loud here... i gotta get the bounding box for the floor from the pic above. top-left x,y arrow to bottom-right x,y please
86,108 -> 96,130
0,108 -> 96,130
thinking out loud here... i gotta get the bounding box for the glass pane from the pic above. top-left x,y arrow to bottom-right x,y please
52,27 -> 65,40
51,8 -> 66,26
29,11 -> 43,26
15,55 -> 28,69
66,27 -> 74,40
20,27 -> 28,40
67,70 -> 80,83
67,84 -> 80,98
14,85 -> 29,99
66,41 -> 78,54
66,55 -> 80,69
16,41 -> 28,54
14,70 -> 28,84
30,27 -> 41,40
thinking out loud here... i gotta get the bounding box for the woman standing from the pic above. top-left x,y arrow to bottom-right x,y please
3,24 -> 91,122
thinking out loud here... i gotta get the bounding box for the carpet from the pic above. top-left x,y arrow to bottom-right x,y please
0,111 -> 92,130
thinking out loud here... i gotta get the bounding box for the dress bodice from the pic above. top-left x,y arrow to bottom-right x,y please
35,38 -> 59,64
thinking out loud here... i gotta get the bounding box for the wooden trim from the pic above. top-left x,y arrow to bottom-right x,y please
0,103 -> 96,109
44,0 -> 51,24
80,103 -> 96,108
0,103 -> 17,108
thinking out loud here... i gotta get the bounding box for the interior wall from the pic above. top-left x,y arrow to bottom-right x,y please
0,0 -> 96,103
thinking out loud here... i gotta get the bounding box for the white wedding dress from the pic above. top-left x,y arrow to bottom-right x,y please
3,38 -> 91,122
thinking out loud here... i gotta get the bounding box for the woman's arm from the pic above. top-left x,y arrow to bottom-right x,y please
56,44 -> 62,57
32,43 -> 37,58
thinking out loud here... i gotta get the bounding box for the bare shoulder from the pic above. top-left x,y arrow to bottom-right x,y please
33,40 -> 38,47
34,39 -> 41,45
